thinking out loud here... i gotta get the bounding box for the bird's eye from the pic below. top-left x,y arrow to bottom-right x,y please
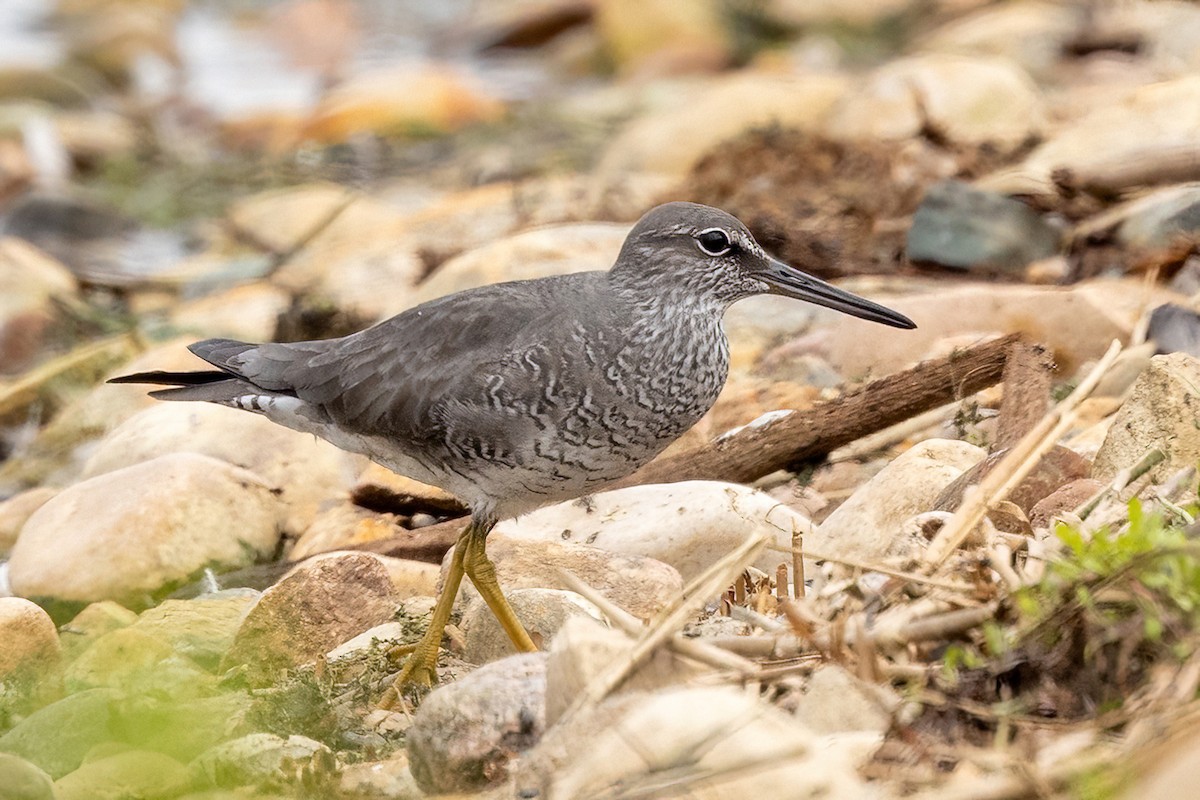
696,228 -> 732,256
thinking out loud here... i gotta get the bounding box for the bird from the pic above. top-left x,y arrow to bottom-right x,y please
111,201 -> 915,702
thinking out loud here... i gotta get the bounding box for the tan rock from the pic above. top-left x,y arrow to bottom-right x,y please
81,402 -> 360,532
453,536 -> 683,620
793,664 -> 899,735
227,182 -> 357,255
170,282 -> 291,342
303,64 -> 504,143
288,503 -> 407,560
595,72 -> 848,182
595,0 -> 730,75
0,486 -> 57,556
919,1 -> 1086,79
814,439 -> 986,562
291,551 -> 438,600
224,552 -> 402,685
8,453 -> 284,606
462,587 -> 605,665
0,597 -> 61,683
1093,353 -> 1200,483
825,53 -> 1044,148
0,237 -> 78,374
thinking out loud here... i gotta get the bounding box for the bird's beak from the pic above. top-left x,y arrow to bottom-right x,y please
759,256 -> 916,329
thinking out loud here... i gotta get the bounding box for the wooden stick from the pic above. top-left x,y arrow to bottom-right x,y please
994,340 -> 1054,450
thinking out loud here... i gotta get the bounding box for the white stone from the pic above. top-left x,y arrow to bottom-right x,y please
793,664 -> 900,735
8,453 -> 284,604
494,481 -> 813,581
82,402 -> 361,532
0,487 -> 57,557
814,439 -> 986,562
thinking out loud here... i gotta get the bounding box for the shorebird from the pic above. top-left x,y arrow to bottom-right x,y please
112,202 -> 915,700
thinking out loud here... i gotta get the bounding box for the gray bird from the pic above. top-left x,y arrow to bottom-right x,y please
112,201 -> 915,699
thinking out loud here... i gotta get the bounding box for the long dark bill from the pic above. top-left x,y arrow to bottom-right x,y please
761,256 -> 916,330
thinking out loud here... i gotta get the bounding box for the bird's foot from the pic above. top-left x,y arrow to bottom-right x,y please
378,641 -> 441,709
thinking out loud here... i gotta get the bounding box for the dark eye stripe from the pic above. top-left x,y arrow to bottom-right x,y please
696,228 -> 731,256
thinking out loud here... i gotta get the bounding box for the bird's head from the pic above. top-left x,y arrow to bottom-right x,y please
611,201 -> 915,329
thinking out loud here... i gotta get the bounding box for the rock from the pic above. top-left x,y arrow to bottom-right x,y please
594,0 -> 730,75
493,481 -> 812,581
462,587 -> 605,665
0,237 -> 79,374
407,653 -> 547,794
0,597 -> 61,685
115,692 -> 253,765
981,75 -> 1200,196
125,591 -> 259,671
0,487 -> 56,557
825,54 -> 1043,149
188,733 -> 332,789
1029,478 -> 1105,529
81,402 -> 360,532
226,183 -> 358,256
1093,354 -> 1200,483
325,620 -> 407,662
53,750 -> 188,800
64,626 -> 211,694
544,616 -> 703,726
0,753 -> 54,800
411,222 -> 629,306
0,688 -> 119,778
289,551 -> 437,600
339,751 -> 422,799
820,278 -> 1186,377
595,73 -> 848,181
8,453 -> 284,607
934,446 -> 1091,515
59,601 -> 138,662
1149,303 -> 1200,358
170,282 -> 291,343
906,181 -> 1060,274
302,64 -> 504,143
517,686 -> 877,799
1114,183 -> 1200,253
453,536 -> 682,620
814,439 -> 986,561
793,664 -> 899,735
287,504 -> 407,560
224,552 -> 401,686
919,1 -> 1086,79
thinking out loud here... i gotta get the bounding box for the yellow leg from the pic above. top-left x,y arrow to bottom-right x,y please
462,523 -> 537,653
378,527 -> 470,709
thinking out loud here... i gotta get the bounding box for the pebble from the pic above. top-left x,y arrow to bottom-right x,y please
223,552 -> 402,686
0,688 -> 120,778
187,733 -> 332,789
814,439 -> 986,562
493,481 -> 813,582
461,587 -> 605,665
793,664 -> 900,735
0,752 -> 54,800
452,536 -> 682,620
8,453 -> 284,608
406,652 -> 547,794
1029,479 -> 1105,529
0,597 -> 61,685
290,550 -> 438,600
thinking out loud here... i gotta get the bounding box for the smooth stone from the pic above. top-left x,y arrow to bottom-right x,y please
1029,478 -> 1105,529
64,627 -> 211,694
821,278 -> 1186,377
596,72 -> 847,181
462,587 -> 605,665
919,1 -> 1086,79
302,63 -> 504,142
0,688 -> 119,778
170,282 -> 291,343
825,53 -> 1043,148
8,453 -> 284,607
288,551 -> 438,600
115,692 -> 253,765
933,446 -> 1091,515
59,601 -> 138,662
1116,183 -> 1200,252
287,504 -> 407,560
406,653 -> 547,794
814,439 -> 986,562
224,552 -> 401,686
124,591 -> 259,671
595,0 -> 729,74
325,621 -> 408,662
188,733 -> 331,789
0,597 -> 61,683
1092,353 -> 1200,483
493,481 -> 813,582
793,664 -> 900,735
517,686 -> 876,799
53,750 -> 188,800
452,536 -> 683,621
226,182 -> 357,256
0,753 -> 54,800
81,402 -> 360,533
0,237 -> 79,374
544,615 -> 703,727
338,751 -> 422,799
906,180 -> 1060,273
1149,303 -> 1200,358
411,222 -> 629,306
0,487 -> 57,557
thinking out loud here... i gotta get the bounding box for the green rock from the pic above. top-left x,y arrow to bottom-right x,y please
0,688 -> 119,778
127,592 -> 258,671
58,601 -> 137,664
114,692 -> 253,763
53,750 -> 188,800
0,752 -> 55,800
